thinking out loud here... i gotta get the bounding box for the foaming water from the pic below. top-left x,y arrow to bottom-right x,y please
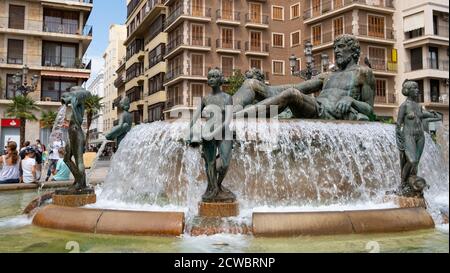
0,215 -> 32,229
97,120 -> 449,226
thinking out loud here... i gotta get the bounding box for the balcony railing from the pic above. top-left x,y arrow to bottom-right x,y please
126,86 -> 144,103
358,24 -> 395,40
42,56 -> 91,69
0,16 -> 92,36
375,93 -> 396,104
434,25 -> 449,38
245,14 -> 269,25
303,0 -> 394,20
165,5 -> 212,29
114,75 -> 125,88
364,57 -> 397,73
165,64 -> 210,83
405,59 -> 450,72
245,42 -> 270,53
216,39 -> 241,51
126,39 -> 144,60
216,10 -> 241,21
166,35 -> 211,55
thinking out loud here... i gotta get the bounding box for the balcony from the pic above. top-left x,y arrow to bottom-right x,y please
363,57 -> 397,75
303,0 -> 394,23
126,39 -> 144,61
405,59 -> 450,73
244,42 -> 270,56
244,14 -> 269,29
126,86 -> 144,103
358,24 -> 395,43
149,53 -> 165,70
164,65 -> 209,86
164,5 -> 212,32
42,56 -> 92,69
216,39 -> 241,54
216,10 -> 241,25
375,93 -> 396,106
165,35 -> 211,59
126,0 -> 165,42
114,75 -> 126,89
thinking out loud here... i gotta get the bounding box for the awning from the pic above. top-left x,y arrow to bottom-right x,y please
40,70 -> 90,79
403,12 -> 425,32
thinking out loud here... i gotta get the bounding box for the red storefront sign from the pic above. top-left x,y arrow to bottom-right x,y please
1,119 -> 21,128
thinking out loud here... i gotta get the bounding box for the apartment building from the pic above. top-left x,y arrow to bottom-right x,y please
0,0 -> 93,148
302,0 -> 398,120
86,70 -> 104,142
122,0 -> 167,125
102,24 -> 126,133
163,0 -> 306,117
395,0 -> 449,125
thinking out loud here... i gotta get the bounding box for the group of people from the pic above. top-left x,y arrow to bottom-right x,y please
0,139 -> 71,184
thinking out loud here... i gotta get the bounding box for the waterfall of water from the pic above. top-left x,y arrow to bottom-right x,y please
48,105 -> 69,147
97,120 -> 449,224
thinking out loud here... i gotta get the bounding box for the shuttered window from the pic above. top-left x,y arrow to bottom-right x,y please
191,54 -> 204,76
368,15 -> 385,38
273,33 -> 284,47
333,17 -> 344,38
222,56 -> 234,77
7,39 -> 24,64
273,61 -> 284,75
9,5 -> 25,29
272,6 -> 283,21
312,25 -> 322,46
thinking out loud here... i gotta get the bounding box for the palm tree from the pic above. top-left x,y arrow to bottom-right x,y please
6,95 -> 40,148
84,95 -> 104,148
40,110 -> 57,129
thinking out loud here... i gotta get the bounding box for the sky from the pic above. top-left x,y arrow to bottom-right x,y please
85,0 -> 127,85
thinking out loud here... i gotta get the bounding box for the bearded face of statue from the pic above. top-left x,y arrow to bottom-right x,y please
334,40 -> 354,69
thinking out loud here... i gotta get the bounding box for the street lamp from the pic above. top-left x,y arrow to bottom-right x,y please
289,41 -> 329,80
12,64 -> 39,97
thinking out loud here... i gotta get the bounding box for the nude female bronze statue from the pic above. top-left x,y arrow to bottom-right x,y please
189,69 -> 236,203
233,34 -> 375,121
395,80 -> 442,197
106,96 -> 132,147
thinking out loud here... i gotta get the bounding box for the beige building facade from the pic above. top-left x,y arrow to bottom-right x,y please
0,0 -> 93,148
102,24 -> 126,133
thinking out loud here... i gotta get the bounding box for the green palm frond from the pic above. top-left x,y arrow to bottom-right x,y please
6,95 -> 40,121
84,95 -> 104,116
40,110 -> 58,129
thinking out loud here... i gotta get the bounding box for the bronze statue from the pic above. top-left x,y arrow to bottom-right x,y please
189,68 -> 236,203
395,80 -> 442,197
234,34 -> 375,121
59,87 -> 92,193
106,96 -> 132,147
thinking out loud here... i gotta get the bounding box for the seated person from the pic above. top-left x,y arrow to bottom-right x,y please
51,148 -> 70,181
21,148 -> 38,184
0,141 -> 21,184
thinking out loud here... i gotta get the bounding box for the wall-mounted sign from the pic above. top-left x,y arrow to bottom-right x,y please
1,119 -> 21,128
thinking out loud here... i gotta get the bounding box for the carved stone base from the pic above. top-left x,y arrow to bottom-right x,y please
53,193 -> 96,207
198,201 -> 239,217
189,216 -> 251,236
384,195 -> 427,209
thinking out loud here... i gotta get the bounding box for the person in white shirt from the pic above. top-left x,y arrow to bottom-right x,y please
21,148 -> 37,184
45,138 -> 65,181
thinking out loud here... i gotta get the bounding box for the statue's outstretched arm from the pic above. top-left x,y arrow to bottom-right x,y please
422,109 -> 442,121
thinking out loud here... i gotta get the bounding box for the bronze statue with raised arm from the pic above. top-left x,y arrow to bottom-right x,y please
233,34 -> 376,121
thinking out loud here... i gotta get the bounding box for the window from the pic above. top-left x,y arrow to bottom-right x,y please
291,31 -> 301,47
221,56 -> 234,77
272,6 -> 284,21
333,17 -> 344,38
410,47 -> 423,71
249,3 -> 262,24
148,103 -> 164,122
272,33 -> 284,48
148,73 -> 165,95
375,79 -> 387,98
429,47 -> 439,69
43,9 -> 79,34
190,83 -> 204,106
221,28 -> 234,49
41,77 -> 77,102
168,84 -> 182,107
9,5 -> 25,29
290,3 -> 300,19
430,79 -> 440,102
191,24 -> 205,46
273,60 -> 285,75
191,54 -> 204,76
6,74 -> 22,99
250,31 -> 262,51
415,80 -> 424,103
368,15 -> 385,38
148,44 -> 165,69
250,59 -> 262,70
42,41 -> 78,68
333,0 -> 343,9
369,47 -> 386,70
221,0 -> 233,20
312,25 -> 322,46
7,39 -> 24,64
192,0 -> 204,17
312,0 -> 321,17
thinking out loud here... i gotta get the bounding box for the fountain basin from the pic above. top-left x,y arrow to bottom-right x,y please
252,208 -> 435,237
32,205 -> 185,236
